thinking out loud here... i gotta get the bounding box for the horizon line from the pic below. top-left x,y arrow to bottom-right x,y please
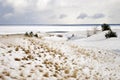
0,24 -> 120,26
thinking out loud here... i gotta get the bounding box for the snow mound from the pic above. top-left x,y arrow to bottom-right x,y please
82,29 -> 120,41
83,31 -> 107,41
73,29 -> 120,52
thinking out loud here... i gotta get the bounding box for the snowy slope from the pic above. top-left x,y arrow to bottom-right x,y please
0,34 -> 120,80
72,29 -> 120,53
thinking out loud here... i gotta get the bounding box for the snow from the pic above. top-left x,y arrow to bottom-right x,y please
0,26 -> 120,80
0,26 -> 96,34
72,29 -> 120,53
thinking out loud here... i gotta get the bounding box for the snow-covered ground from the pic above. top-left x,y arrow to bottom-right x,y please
0,26 -> 96,34
71,29 -> 120,53
0,26 -> 120,80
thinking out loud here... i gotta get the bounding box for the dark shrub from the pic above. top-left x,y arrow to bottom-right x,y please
34,34 -> 38,37
57,35 -> 63,37
101,23 -> 111,31
25,32 -> 29,36
105,31 -> 117,38
30,31 -> 34,37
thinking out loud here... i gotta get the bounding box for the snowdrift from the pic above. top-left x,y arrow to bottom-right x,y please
73,29 -> 120,52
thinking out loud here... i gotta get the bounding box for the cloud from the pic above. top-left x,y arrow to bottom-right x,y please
77,13 -> 88,19
49,14 -> 67,19
0,0 -> 120,24
3,0 -> 29,13
59,14 -> 67,19
0,12 -> 49,24
0,0 -> 55,24
3,0 -> 52,14
107,1 -> 120,23
91,13 -> 105,19
36,0 -> 52,11
77,13 -> 105,19
3,13 -> 13,19
0,2 -> 13,15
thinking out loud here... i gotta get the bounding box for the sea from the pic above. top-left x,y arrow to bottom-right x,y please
0,24 -> 120,34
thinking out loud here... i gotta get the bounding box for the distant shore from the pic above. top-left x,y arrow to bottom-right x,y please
0,24 -> 120,26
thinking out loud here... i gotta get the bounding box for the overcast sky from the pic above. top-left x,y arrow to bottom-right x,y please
0,0 -> 120,24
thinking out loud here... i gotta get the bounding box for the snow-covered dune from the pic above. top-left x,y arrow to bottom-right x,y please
72,29 -> 120,53
0,34 -> 120,80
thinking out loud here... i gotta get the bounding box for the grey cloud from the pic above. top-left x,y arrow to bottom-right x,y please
0,2 -> 13,16
49,14 -> 67,19
0,0 -> 119,24
59,14 -> 67,19
77,13 -> 105,20
77,13 -> 88,19
0,10 -> 51,24
92,13 -> 105,19
0,0 -> 55,24
0,14 -> 35,24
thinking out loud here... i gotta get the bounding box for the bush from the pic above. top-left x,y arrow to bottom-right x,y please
34,34 -> 38,37
25,32 -> 29,36
101,23 -> 111,31
105,31 -> 117,38
29,31 -> 34,37
25,32 -> 33,37
57,34 -> 63,37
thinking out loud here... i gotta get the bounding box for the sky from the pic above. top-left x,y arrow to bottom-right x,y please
0,0 -> 120,24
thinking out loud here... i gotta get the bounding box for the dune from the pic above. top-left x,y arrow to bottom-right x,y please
0,32 -> 120,80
